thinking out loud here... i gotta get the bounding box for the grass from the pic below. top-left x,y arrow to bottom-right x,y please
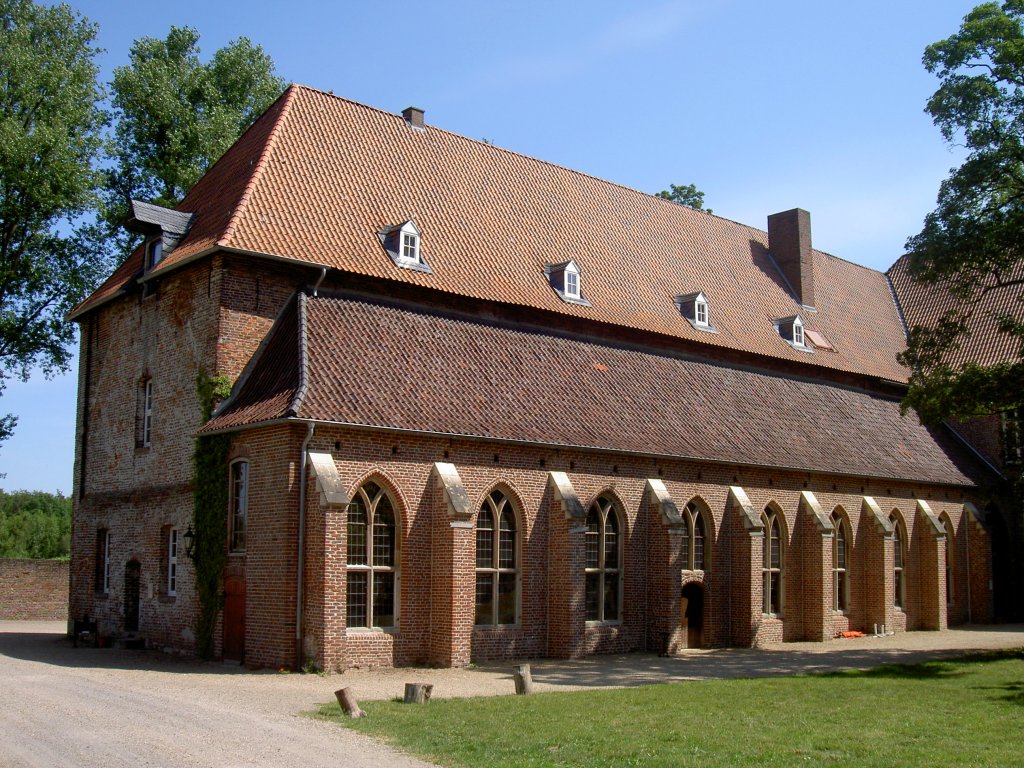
313,650 -> 1024,768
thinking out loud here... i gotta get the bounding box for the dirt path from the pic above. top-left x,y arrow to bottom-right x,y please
2,621 -> 1022,767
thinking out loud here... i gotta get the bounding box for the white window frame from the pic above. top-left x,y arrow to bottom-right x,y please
831,511 -> 849,614
398,222 -> 421,264
564,265 -> 580,299
792,316 -> 805,346
142,379 -> 154,448
694,297 -> 709,327
762,508 -> 784,616
892,514 -> 906,611
229,460 -> 249,554
167,528 -> 178,596
96,529 -> 111,594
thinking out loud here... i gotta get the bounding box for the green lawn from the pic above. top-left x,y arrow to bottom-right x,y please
314,651 -> 1024,768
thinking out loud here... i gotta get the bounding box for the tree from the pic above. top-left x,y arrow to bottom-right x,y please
101,26 -> 286,238
899,1 -> 1024,425
655,183 -> 711,213
0,489 -> 71,558
0,1 -> 107,445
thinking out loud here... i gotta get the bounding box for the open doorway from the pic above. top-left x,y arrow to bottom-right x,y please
680,582 -> 705,648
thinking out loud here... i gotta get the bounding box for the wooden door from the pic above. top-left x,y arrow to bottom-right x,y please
223,575 -> 245,661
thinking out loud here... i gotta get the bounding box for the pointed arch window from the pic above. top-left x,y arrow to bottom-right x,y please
585,496 -> 622,622
681,502 -> 708,571
892,514 -> 906,610
475,489 -> 518,626
832,511 -> 850,613
347,481 -> 398,629
762,507 -> 784,615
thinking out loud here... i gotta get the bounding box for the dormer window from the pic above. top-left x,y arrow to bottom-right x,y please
378,220 -> 431,273
145,238 -> 163,271
544,259 -> 591,306
776,315 -> 811,351
675,291 -> 716,333
565,268 -> 580,299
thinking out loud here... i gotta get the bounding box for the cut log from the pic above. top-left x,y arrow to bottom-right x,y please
403,682 -> 433,704
513,663 -> 534,695
335,687 -> 366,718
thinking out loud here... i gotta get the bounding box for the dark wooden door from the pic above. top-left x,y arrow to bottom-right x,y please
124,560 -> 141,632
223,575 -> 245,661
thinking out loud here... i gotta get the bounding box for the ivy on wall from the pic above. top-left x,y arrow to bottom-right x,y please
192,371 -> 232,659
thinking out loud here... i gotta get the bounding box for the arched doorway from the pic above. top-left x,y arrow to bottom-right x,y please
124,560 -> 141,632
680,582 -> 705,648
987,505 -> 1016,622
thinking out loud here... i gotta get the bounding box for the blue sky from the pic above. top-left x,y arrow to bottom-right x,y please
1,0 -> 974,493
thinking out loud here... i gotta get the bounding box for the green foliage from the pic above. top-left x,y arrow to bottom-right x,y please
317,652 -> 1024,768
0,489 -> 71,558
0,0 -> 108,444
655,183 -> 711,213
901,1 -> 1024,422
102,26 -> 285,234
192,371 -> 232,659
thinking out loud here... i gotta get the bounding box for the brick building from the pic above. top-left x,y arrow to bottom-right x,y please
69,85 -> 1000,669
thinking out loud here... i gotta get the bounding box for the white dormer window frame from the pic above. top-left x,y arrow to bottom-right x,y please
675,291 -> 717,333
776,315 -> 812,352
564,264 -> 580,299
544,259 -> 591,306
694,296 -> 709,327
378,220 -> 432,273
399,223 -> 421,264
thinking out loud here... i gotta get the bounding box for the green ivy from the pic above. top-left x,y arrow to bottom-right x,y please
192,371 -> 232,659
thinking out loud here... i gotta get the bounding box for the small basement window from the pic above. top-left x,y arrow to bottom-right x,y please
378,220 -> 431,273
675,291 -> 717,333
544,259 -> 591,306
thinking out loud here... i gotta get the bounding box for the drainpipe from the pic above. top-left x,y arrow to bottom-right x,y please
295,421 -> 315,670
311,267 -> 326,297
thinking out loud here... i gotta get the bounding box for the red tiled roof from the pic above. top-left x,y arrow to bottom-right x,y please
888,254 -> 1023,368
204,294 -> 978,486
73,85 -> 910,382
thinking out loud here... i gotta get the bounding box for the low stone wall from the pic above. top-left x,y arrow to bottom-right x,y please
0,559 -> 69,621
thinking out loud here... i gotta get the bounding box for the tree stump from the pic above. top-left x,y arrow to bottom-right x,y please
403,682 -> 433,704
335,687 -> 366,718
513,664 -> 534,695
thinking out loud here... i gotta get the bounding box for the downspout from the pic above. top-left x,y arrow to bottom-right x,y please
295,420 -> 315,670
311,266 -> 326,297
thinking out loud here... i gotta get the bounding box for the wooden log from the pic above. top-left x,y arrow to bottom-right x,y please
403,682 -> 433,704
335,687 -> 366,718
513,664 -> 534,695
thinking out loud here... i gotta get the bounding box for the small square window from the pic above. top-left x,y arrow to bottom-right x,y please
675,292 -> 716,333
695,299 -> 708,326
378,220 -> 431,273
544,260 -> 590,305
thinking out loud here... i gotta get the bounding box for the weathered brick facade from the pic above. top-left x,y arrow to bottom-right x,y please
68,86 -> 1002,670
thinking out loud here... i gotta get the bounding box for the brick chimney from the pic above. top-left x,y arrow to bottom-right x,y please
402,106 -> 425,128
768,208 -> 814,308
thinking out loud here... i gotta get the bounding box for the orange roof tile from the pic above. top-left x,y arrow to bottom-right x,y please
74,84 -> 910,382
888,254 -> 1023,368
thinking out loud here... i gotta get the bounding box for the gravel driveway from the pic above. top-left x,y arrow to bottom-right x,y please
3,620 -> 1023,767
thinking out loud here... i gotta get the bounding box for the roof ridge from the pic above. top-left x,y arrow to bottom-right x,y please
219,84 -> 300,248
289,290 -> 310,416
289,83 -> 780,243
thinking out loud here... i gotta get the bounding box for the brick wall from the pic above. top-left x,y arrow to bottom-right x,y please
0,559 -> 69,621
